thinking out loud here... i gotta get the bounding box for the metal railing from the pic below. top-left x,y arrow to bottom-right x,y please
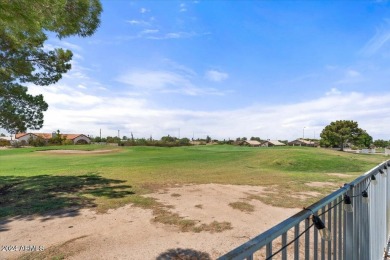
218,160 -> 390,260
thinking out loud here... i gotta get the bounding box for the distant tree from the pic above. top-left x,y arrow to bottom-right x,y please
206,135 -> 211,143
373,139 -> 389,148
320,120 -> 367,151
356,131 -> 373,148
122,136 -> 128,140
0,0 -> 102,133
250,137 -> 261,142
0,133 -> 5,137
161,135 -> 176,143
93,136 -> 102,142
49,129 -> 65,145
106,136 -> 120,143
178,137 -> 190,146
28,136 -> 46,147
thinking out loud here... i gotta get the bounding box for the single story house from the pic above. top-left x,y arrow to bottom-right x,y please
261,140 -> 286,147
15,133 -> 91,144
288,139 -> 319,147
243,140 -> 262,147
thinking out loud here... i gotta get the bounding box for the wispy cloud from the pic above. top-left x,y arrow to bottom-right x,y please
140,29 -> 159,34
361,20 -> 390,56
117,70 -> 225,96
205,70 -> 229,82
179,3 -> 187,12
325,88 -> 341,96
118,71 -> 186,90
126,19 -> 151,26
140,7 -> 150,14
145,31 -> 200,40
335,69 -> 363,85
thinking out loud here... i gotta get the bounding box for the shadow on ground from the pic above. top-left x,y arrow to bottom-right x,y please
156,248 -> 211,260
0,173 -> 133,231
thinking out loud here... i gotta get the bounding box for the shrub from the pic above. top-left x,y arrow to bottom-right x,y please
62,140 -> 74,145
0,139 -> 10,146
28,137 -> 46,147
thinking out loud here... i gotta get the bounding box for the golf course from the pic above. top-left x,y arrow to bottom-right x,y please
0,145 -> 387,259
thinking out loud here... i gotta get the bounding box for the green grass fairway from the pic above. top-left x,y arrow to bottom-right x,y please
0,145 -> 387,219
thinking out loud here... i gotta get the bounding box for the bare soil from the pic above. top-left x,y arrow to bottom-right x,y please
1,184 -> 299,260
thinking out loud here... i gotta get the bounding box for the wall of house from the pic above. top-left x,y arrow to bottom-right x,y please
73,135 -> 91,144
17,134 -> 36,143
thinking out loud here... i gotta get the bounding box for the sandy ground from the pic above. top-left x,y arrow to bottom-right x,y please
0,184 -> 300,260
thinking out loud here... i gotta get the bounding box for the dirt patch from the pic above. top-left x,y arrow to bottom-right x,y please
1,184 -> 299,260
290,191 -> 322,200
305,181 -> 338,188
327,173 -> 353,178
36,149 -> 117,154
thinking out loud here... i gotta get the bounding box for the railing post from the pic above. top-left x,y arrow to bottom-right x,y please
218,161 -> 390,260
344,189 -> 354,260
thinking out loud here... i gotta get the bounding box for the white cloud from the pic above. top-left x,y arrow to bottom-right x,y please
346,69 -> 360,77
179,3 -> 187,12
60,41 -> 83,51
326,88 -> 341,96
118,71 -> 185,90
141,29 -> 159,34
146,31 -> 198,40
205,70 -> 229,82
27,82 -> 390,141
117,70 -> 225,96
361,20 -> 390,56
334,68 -> 363,85
126,19 -> 150,26
140,8 -> 150,14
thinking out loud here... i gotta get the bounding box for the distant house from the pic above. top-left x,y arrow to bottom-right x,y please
0,136 -> 13,141
243,140 -> 262,147
288,139 -> 318,147
260,140 -> 286,147
15,133 -> 91,145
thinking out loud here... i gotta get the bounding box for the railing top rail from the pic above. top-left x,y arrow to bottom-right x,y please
218,160 -> 389,260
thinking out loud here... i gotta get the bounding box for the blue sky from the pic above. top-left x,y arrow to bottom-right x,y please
20,1 -> 390,140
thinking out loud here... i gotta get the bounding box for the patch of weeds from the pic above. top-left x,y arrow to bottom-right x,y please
18,236 -> 88,260
229,201 -> 255,212
151,204 -> 231,233
171,193 -> 181,197
129,196 -> 157,209
198,221 -> 232,233
272,159 -> 295,166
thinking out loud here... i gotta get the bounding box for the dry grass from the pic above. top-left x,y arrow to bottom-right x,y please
18,236 -> 88,260
151,203 -> 232,233
228,201 -> 255,212
194,204 -> 203,209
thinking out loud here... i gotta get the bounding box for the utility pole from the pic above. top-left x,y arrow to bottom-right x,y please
118,130 -> 120,139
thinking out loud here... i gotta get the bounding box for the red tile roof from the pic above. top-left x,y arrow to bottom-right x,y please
16,133 -> 89,140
